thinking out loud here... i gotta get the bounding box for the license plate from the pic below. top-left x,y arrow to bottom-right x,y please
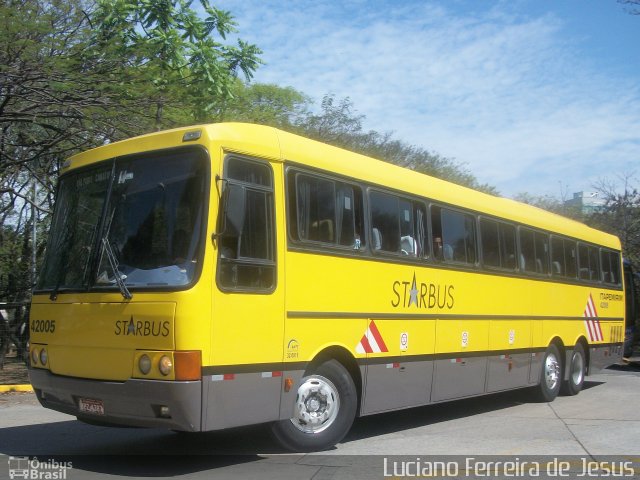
78,397 -> 105,415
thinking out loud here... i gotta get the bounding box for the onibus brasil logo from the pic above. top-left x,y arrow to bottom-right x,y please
8,456 -> 72,479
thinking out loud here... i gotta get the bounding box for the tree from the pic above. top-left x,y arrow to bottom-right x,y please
90,0 -> 262,127
0,0 -> 262,300
216,82 -> 311,128
295,94 -> 497,194
512,192 -> 584,220
589,175 -> 640,268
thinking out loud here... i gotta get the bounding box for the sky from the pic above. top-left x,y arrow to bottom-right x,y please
215,0 -> 640,198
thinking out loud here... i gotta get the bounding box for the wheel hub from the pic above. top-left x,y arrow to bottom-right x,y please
544,353 -> 560,391
291,375 -> 340,434
571,351 -> 584,385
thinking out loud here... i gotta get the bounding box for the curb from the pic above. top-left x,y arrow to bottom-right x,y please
0,384 -> 33,393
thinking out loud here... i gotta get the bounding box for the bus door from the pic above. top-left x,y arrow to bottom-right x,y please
205,155 -> 285,430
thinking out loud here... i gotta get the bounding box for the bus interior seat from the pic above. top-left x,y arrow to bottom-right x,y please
443,244 -> 454,261
312,220 -> 334,243
400,236 -> 416,256
372,228 -> 382,250
552,261 -> 562,275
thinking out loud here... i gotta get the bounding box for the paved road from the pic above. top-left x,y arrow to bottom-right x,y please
0,365 -> 639,479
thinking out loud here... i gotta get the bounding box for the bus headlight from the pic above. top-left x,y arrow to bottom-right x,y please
39,348 -> 48,366
159,355 -> 173,376
31,348 -> 39,366
139,354 -> 152,375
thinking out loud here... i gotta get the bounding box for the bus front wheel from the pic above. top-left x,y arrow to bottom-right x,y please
561,343 -> 586,396
535,344 -> 562,402
270,359 -> 357,452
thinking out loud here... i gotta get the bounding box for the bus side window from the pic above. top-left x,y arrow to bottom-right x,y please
481,218 -> 516,270
289,171 -> 365,251
297,175 -> 336,243
480,218 -> 501,268
370,191 -> 425,257
519,228 -> 535,273
500,223 -> 517,270
519,228 -> 549,274
534,232 -> 550,275
432,205 -> 476,265
578,245 -> 590,280
217,157 -> 276,292
551,237 -> 565,276
551,237 -> 577,279
565,240 -> 577,278
588,246 -> 600,281
431,205 -> 446,260
370,191 -> 401,254
601,249 -> 621,285
578,244 -> 601,282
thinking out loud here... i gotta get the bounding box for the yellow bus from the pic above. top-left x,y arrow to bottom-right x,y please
29,123 -> 625,451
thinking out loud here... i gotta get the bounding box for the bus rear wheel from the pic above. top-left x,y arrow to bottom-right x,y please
561,343 -> 585,396
535,344 -> 562,402
270,359 -> 357,452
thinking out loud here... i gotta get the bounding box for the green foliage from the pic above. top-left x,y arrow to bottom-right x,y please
512,192 -> 584,220
90,0 -> 262,126
0,0 -> 262,300
216,82 -> 311,128
587,179 -> 640,269
514,178 -> 640,274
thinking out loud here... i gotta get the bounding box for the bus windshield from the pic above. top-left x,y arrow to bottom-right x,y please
37,148 -> 208,293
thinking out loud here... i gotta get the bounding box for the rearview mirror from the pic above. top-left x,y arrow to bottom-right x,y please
214,182 -> 246,239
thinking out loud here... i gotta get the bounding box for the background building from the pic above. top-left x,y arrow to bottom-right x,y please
564,191 -> 607,215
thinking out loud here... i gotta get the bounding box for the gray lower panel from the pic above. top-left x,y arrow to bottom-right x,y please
486,353 -> 531,392
431,356 -> 487,402
529,351 -> 543,384
204,370 -> 284,430
278,370 -> 306,421
29,368 -> 202,431
563,348 -> 574,381
362,360 -> 433,415
589,344 -> 623,374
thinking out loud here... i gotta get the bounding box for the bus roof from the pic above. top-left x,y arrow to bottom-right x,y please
67,122 -> 620,250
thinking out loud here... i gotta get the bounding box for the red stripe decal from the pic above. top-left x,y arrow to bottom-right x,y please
368,321 -> 388,352
595,321 -> 603,341
359,335 -> 373,354
589,294 -> 598,317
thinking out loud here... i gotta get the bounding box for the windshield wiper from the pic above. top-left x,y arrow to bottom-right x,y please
101,237 -> 132,300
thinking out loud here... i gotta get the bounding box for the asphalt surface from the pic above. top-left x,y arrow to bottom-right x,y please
0,364 -> 639,479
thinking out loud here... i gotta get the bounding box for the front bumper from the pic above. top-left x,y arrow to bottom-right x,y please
29,368 -> 202,431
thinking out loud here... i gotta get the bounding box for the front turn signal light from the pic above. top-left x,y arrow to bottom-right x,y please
174,351 -> 201,381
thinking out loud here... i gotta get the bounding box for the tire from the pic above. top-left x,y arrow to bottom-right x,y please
534,344 -> 562,402
561,343 -> 586,396
270,359 -> 357,452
